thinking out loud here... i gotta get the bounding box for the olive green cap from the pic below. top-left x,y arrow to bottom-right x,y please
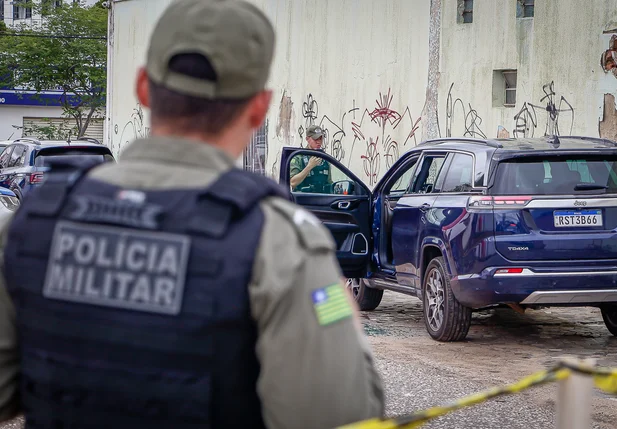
146,0 -> 275,99
306,125 -> 325,139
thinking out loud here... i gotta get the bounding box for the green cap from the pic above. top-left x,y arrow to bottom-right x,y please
306,125 -> 325,139
146,0 -> 275,99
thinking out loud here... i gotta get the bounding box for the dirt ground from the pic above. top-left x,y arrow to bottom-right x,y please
363,291 -> 617,428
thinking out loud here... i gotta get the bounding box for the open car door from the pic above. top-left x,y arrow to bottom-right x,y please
279,147 -> 372,278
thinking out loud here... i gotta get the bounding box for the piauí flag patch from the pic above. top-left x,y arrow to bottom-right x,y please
311,284 -> 353,326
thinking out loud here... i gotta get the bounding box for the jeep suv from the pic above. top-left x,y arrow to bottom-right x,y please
0,137 -> 115,199
278,136 -> 617,341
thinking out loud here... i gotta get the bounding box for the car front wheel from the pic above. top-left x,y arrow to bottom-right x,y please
601,305 -> 617,336
422,257 -> 472,342
346,278 -> 383,311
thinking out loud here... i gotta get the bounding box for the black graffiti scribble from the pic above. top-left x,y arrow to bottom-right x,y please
444,83 -> 487,139
297,93 -> 348,161
513,81 -> 574,137
114,103 -> 150,153
513,102 -> 538,138
298,94 -> 319,147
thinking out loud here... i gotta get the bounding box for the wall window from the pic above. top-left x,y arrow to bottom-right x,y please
457,0 -> 473,24
244,121 -> 268,176
516,0 -> 534,18
42,0 -> 64,15
13,0 -> 32,20
492,70 -> 517,107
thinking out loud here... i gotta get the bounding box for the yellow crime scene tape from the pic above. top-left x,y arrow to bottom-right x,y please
336,360 -> 617,429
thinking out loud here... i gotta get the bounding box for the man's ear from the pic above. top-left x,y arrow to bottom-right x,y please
136,67 -> 151,108
248,90 -> 272,129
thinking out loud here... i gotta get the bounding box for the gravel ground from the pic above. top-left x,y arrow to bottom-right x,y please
362,291 -> 617,429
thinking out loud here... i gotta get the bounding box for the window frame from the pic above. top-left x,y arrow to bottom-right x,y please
457,0 -> 474,24
440,152 -> 476,194
517,0 -> 535,18
7,144 -> 27,168
503,70 -> 517,107
409,152 -> 449,195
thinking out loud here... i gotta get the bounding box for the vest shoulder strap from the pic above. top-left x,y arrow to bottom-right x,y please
202,168 -> 292,211
24,157 -> 107,216
186,168 -> 292,238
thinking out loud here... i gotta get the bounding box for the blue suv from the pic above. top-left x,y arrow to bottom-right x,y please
279,136 -> 617,342
0,137 -> 115,200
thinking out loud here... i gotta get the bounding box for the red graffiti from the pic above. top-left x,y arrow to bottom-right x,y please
369,89 -> 402,129
361,137 -> 381,186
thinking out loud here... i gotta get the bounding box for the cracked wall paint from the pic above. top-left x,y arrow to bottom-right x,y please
599,94 -> 617,140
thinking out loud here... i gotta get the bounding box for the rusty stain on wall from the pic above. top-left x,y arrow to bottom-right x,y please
599,94 -> 617,141
276,90 -> 294,142
600,34 -> 617,78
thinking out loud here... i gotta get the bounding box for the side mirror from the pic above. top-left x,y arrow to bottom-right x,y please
333,180 -> 356,195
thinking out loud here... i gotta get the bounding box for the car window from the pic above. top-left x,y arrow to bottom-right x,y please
0,146 -> 14,169
388,159 -> 418,195
289,152 -> 367,195
410,155 -> 447,194
492,155 -> 617,195
441,153 -> 474,193
34,149 -> 115,167
8,145 -> 26,168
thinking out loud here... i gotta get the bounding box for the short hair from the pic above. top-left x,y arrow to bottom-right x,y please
148,54 -> 252,135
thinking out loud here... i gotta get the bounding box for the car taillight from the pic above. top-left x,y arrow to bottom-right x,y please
30,173 -> 44,184
467,196 -> 532,210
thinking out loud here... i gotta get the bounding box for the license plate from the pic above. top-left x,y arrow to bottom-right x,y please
553,210 -> 603,227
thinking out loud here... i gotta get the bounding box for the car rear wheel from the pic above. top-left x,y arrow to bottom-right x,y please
346,278 -> 383,311
601,305 -> 617,336
422,257 -> 472,342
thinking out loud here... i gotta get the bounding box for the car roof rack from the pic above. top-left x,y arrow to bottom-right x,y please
420,138 -> 503,148
13,137 -> 41,145
558,135 -> 617,147
77,137 -> 102,145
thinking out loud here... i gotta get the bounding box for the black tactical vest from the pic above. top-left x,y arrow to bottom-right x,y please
3,160 -> 290,429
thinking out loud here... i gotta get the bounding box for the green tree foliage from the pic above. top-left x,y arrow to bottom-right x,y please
0,1 -> 107,138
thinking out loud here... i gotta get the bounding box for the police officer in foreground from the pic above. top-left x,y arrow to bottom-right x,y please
290,125 -> 333,193
0,1 -> 384,428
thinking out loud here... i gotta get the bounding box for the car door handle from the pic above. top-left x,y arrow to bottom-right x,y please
332,200 -> 352,210
420,203 -> 431,212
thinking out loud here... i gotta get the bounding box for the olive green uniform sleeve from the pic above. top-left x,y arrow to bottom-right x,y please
289,155 -> 303,177
0,214 -> 20,422
248,198 -> 384,429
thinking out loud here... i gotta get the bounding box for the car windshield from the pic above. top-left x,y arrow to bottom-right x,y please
34,148 -> 114,167
491,155 -> 617,195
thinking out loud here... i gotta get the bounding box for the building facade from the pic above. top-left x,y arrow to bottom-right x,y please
0,0 -> 103,141
106,0 -> 617,185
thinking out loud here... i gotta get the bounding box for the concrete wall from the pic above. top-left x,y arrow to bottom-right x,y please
438,0 -> 617,141
0,105 -> 64,140
107,0 -> 617,186
107,0 -> 430,185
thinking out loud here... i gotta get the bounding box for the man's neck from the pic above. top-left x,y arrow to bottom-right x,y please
150,126 -> 246,159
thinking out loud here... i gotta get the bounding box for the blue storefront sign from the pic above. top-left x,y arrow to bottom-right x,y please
0,90 -> 83,107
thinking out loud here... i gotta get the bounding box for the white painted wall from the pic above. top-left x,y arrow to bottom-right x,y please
0,105 -> 64,140
438,0 -> 617,141
107,0 -> 430,186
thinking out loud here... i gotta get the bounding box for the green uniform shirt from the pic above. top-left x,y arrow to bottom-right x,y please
290,152 -> 333,193
0,136 -> 384,428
